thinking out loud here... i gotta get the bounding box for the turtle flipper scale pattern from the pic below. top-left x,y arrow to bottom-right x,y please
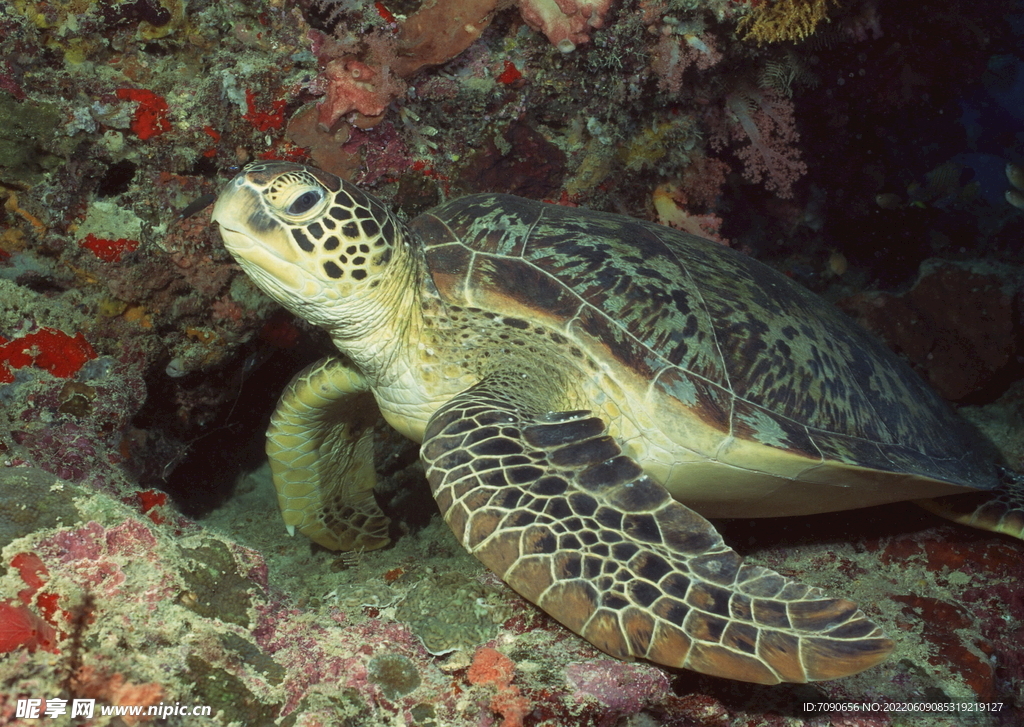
267,357 -> 391,551
422,374 -> 894,684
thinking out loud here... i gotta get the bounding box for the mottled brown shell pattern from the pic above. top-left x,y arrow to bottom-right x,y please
412,195 -> 993,492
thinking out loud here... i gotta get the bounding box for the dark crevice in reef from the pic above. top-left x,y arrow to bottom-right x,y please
130,342 -> 324,518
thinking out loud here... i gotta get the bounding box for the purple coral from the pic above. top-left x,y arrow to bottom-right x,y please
18,423 -> 99,483
565,660 -> 671,717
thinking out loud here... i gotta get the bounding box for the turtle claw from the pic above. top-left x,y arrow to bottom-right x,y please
423,376 -> 894,683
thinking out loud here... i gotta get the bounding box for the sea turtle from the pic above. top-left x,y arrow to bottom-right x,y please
212,161 -> 1020,685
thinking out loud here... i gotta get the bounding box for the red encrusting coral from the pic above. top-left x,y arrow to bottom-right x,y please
201,125 -> 221,157
0,601 -> 58,654
9,552 -> 66,645
133,489 -> 169,525
374,1 -> 398,25
496,61 -> 523,85
79,233 -> 140,262
244,88 -> 287,131
12,552 -> 49,604
467,647 -> 529,727
0,328 -> 97,383
115,88 -> 171,140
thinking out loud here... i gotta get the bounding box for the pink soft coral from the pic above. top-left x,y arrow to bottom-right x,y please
651,32 -> 723,93
714,89 -> 807,198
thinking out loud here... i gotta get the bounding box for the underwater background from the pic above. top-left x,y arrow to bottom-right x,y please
0,0 -> 1023,724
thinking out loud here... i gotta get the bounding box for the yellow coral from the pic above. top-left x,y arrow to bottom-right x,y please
1,190 -> 47,234
97,297 -> 128,318
185,327 -> 222,345
738,0 -> 837,44
618,119 -> 698,173
122,305 -> 153,328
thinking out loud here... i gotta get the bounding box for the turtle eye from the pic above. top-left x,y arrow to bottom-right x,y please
287,190 -> 322,216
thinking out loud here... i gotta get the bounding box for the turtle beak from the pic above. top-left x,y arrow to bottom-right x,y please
211,172 -> 314,297
211,173 -> 250,231
212,168 -> 290,240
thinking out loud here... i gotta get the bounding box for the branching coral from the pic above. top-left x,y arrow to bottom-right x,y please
738,0 -> 837,44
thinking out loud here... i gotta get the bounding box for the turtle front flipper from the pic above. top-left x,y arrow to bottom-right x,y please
422,373 -> 893,684
266,356 -> 391,551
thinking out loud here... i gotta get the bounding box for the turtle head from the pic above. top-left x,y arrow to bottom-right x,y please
213,162 -> 404,329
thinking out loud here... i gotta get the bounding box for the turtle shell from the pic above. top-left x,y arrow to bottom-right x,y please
412,194 -> 995,512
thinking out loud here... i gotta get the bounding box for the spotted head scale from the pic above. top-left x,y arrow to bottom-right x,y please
212,161 -> 406,331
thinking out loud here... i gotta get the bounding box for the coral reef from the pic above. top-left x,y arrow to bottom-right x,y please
0,0 -> 1022,723
517,0 -> 616,51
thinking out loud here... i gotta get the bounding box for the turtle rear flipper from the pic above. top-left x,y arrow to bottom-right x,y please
422,372 -> 894,684
916,468 -> 1024,539
266,357 -> 391,551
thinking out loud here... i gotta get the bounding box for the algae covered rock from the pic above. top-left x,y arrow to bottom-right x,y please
0,92 -> 64,186
0,467 -> 80,555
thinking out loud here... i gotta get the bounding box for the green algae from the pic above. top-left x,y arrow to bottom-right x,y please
409,702 -> 437,726
186,654 -> 281,726
282,688 -> 367,727
394,570 -> 511,655
0,467 -> 81,559
219,632 -> 285,685
0,92 -> 65,186
366,653 -> 420,699
180,540 -> 254,627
